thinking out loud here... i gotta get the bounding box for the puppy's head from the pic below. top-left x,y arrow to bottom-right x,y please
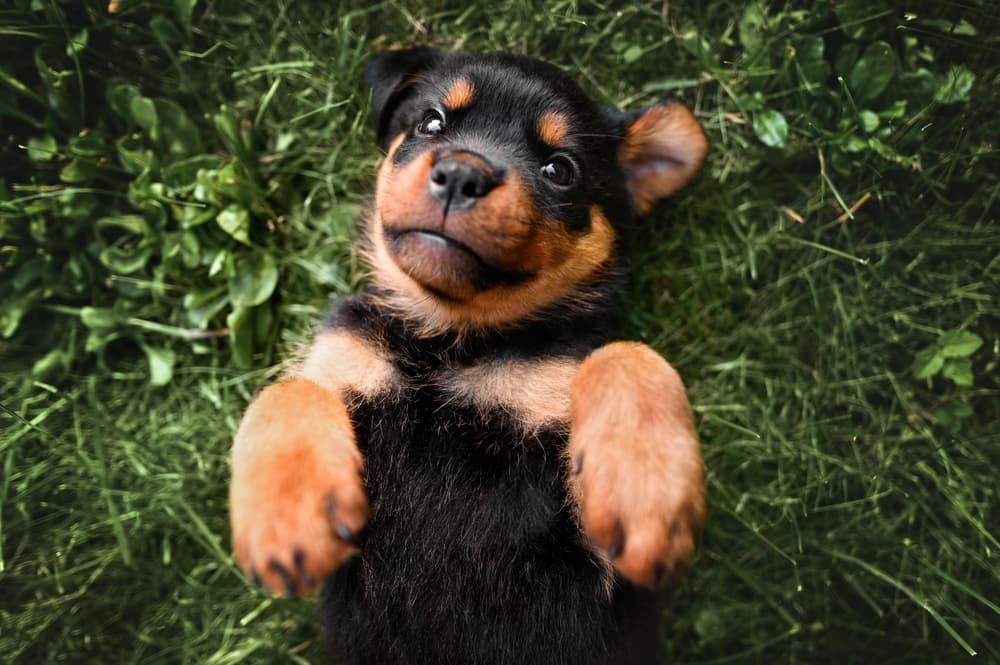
362,48 -> 707,335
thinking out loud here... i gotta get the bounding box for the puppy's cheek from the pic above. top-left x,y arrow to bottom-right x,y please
508,206 -> 615,305
376,149 -> 436,231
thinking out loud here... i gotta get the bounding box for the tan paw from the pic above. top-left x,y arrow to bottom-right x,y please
230,379 -> 368,595
568,342 -> 705,589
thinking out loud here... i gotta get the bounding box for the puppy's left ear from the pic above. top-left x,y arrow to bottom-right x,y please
365,47 -> 441,149
616,101 -> 708,215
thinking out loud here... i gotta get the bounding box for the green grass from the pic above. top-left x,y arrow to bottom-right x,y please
2,1 -> 999,663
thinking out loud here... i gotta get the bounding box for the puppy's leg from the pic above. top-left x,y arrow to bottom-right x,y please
230,377 -> 368,595
567,342 -> 705,588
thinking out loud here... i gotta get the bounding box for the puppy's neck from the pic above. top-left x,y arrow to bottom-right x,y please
326,278 -> 624,370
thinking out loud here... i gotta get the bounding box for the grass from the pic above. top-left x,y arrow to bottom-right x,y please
2,0 -> 999,663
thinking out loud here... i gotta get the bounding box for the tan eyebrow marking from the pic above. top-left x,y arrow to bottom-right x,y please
443,78 -> 476,111
537,111 -> 570,147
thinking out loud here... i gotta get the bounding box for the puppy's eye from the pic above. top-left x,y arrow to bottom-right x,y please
417,110 -> 445,136
540,157 -> 574,186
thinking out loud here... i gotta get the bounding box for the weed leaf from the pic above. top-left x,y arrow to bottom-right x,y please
226,306 -> 254,368
738,5 -> 767,54
184,287 -> 228,328
31,347 -> 70,379
175,0 -> 198,28
129,96 -> 158,134
753,109 -> 788,148
97,215 -> 152,238
859,110 -> 879,133
141,344 -> 176,386
27,135 -> 57,161
939,331 -> 982,358
155,99 -> 203,157
847,41 -> 897,103
216,204 -> 250,244
941,358 -> 974,386
912,346 -> 944,379
99,246 -> 154,274
164,155 -> 222,191
229,253 -> 278,308
80,307 -> 123,330
66,29 -> 88,57
936,66 -> 975,105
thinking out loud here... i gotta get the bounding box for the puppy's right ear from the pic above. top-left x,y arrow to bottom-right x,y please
364,47 -> 441,149
613,101 -> 708,215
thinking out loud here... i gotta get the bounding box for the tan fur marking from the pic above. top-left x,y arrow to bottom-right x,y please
439,357 -> 579,432
443,78 -> 476,111
620,102 -> 708,214
365,201 -> 616,336
383,132 -> 405,159
230,379 -> 368,595
567,342 -> 705,589
537,111 -> 570,147
296,328 -> 398,399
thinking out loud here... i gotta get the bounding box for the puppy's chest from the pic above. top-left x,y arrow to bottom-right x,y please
301,327 -> 580,436
346,360 -> 580,562
418,353 -> 579,434
345,352 -> 579,465
299,328 -> 583,547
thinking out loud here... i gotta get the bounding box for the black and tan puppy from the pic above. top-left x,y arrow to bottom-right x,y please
230,48 -> 708,664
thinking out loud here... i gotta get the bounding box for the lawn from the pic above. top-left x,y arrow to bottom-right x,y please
1,1 -> 998,663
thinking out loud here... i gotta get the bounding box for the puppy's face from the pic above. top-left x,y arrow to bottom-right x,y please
363,49 -> 707,334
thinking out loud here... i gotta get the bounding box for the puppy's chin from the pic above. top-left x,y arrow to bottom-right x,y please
385,230 -> 529,302
387,230 -> 481,300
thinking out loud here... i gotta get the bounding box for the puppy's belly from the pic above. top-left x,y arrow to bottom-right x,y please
319,390 -> 660,665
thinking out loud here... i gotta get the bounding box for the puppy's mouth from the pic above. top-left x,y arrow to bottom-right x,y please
385,228 -> 531,300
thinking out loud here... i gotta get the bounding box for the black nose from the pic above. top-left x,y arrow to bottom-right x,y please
428,156 -> 499,211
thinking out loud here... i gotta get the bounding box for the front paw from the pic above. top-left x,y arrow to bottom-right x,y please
230,380 -> 369,595
572,432 -> 703,589
568,343 -> 705,589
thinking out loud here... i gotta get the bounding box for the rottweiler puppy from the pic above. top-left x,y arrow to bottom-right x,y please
230,48 -> 708,665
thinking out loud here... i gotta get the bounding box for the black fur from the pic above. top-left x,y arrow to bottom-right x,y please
319,294 -> 662,665
364,47 -> 442,150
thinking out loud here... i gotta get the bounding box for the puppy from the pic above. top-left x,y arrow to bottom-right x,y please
230,48 -> 708,665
